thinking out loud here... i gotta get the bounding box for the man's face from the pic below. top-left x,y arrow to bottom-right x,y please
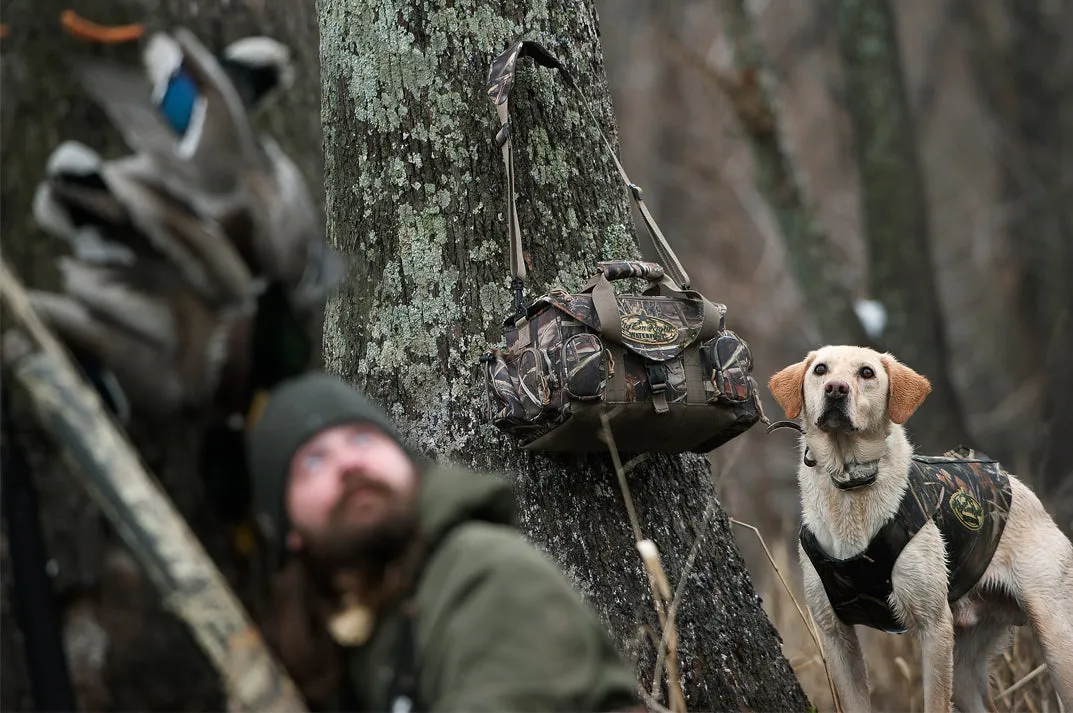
285,423 -> 419,567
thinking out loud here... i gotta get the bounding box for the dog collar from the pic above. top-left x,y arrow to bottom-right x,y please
830,466 -> 878,491
768,420 -> 880,484
766,420 -> 818,467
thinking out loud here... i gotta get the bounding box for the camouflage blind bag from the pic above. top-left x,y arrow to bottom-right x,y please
480,40 -> 765,454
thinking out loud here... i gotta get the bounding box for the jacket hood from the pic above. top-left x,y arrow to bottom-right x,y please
417,466 -> 517,545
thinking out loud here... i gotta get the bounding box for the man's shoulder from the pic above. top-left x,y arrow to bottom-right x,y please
418,520 -> 568,597
432,520 -> 544,569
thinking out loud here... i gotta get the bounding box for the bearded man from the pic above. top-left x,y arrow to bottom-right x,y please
246,372 -> 641,712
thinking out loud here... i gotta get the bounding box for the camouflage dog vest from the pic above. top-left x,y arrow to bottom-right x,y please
800,447 -> 1013,634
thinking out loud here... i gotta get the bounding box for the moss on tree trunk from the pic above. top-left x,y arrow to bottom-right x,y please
318,0 -> 809,709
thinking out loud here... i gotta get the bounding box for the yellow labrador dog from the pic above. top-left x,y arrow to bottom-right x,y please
768,345 -> 1073,713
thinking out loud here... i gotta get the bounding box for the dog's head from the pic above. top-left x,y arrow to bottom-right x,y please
767,345 -> 931,434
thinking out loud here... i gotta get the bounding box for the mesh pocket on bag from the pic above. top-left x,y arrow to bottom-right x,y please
561,333 -> 607,401
518,347 -> 553,419
702,331 -> 754,404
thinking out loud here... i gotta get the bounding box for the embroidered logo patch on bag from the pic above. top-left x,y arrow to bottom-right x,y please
620,312 -> 678,346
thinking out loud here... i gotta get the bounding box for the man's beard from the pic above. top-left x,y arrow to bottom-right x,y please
302,480 -> 419,573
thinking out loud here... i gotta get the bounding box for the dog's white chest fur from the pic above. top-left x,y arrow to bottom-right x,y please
797,429 -> 912,559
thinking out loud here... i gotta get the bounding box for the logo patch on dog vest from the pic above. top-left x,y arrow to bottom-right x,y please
949,489 -> 984,531
620,312 -> 678,345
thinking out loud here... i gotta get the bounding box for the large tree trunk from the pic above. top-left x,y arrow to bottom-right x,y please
0,1 -> 320,710
832,0 -> 971,453
318,1 -> 808,710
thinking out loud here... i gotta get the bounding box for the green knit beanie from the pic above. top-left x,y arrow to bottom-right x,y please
245,372 -> 416,560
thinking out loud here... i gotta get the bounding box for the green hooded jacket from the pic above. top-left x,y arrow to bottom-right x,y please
341,465 -> 640,713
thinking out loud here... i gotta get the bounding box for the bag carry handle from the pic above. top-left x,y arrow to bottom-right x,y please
581,269 -> 726,348
486,40 -> 693,313
596,259 -> 664,282
590,260 -> 728,342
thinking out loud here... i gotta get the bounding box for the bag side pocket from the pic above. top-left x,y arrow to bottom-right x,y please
518,347 -> 552,419
561,333 -> 607,401
484,351 -> 527,426
702,331 -> 754,404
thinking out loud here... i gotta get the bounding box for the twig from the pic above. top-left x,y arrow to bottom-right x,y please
998,664 -> 1048,700
623,453 -> 651,475
599,414 -> 686,713
649,433 -> 749,694
894,656 -> 912,684
640,689 -> 677,713
729,517 -> 841,713
790,654 -> 821,673
650,496 -> 716,696
637,541 -> 686,713
600,413 -> 644,544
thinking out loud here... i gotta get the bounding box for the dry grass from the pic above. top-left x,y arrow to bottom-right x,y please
751,535 -> 1062,713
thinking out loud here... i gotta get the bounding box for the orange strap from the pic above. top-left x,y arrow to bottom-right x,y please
59,9 -> 144,44
0,24 -> 10,38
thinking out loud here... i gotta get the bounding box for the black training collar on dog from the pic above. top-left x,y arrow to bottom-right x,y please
766,420 -> 819,467
830,469 -> 877,491
767,420 -> 882,483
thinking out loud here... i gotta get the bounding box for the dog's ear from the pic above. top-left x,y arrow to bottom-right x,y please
881,355 -> 932,424
768,353 -> 815,420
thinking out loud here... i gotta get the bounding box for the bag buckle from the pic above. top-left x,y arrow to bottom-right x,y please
645,363 -> 670,414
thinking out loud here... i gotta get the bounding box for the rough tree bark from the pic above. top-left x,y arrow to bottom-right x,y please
318,0 -> 808,710
0,1 -> 320,709
832,0 -> 971,454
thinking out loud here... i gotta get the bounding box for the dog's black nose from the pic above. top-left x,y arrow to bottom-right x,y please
824,380 -> 850,399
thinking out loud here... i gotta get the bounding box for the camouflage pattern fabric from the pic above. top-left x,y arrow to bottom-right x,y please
800,447 -> 1013,634
534,291 -> 718,362
483,289 -> 760,451
598,260 -> 664,282
562,333 -> 606,400
703,331 -> 754,404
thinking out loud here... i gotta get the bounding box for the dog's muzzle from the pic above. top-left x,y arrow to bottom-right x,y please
817,395 -> 856,433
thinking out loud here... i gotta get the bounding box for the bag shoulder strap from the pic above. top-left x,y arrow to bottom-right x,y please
486,40 -> 692,299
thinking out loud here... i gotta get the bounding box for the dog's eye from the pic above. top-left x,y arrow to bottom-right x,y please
860,366 -> 875,379
813,363 -> 827,376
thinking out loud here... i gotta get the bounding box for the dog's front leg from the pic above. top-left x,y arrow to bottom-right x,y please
918,608 -> 955,713
801,545 -> 871,711
893,523 -> 954,713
